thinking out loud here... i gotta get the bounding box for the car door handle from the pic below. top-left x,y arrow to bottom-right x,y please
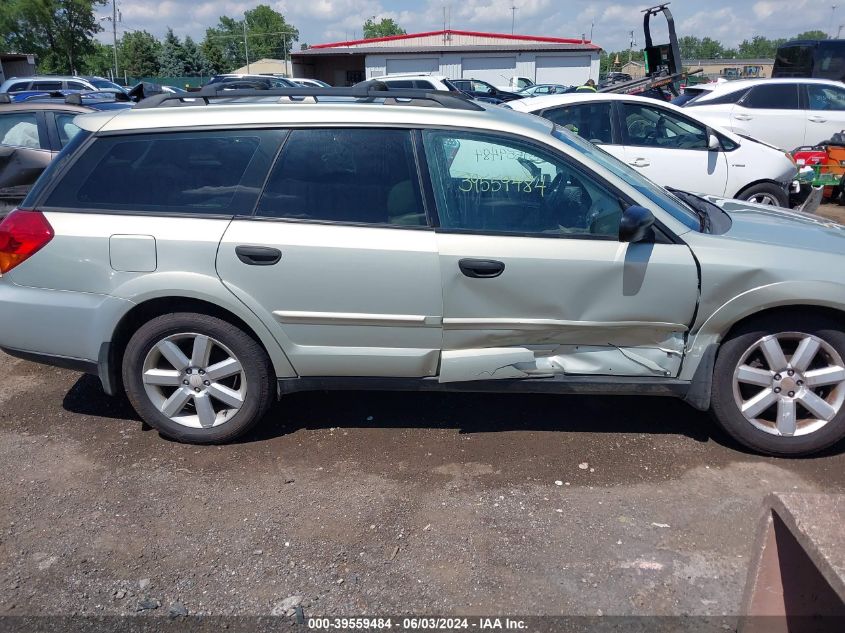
809,115 -> 828,123
458,258 -> 505,279
628,158 -> 650,167
235,245 -> 282,266
733,113 -> 752,121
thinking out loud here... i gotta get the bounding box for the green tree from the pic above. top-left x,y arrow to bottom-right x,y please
203,5 -> 298,70
200,29 -> 226,74
363,17 -> 405,39
79,40 -> 113,76
120,30 -> 161,78
737,35 -> 783,58
1,0 -> 106,74
158,28 -> 186,77
794,30 -> 829,40
182,35 -> 212,77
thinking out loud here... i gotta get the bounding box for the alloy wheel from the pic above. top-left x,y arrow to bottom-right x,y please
732,332 -> 845,437
746,193 -> 779,205
141,333 -> 247,429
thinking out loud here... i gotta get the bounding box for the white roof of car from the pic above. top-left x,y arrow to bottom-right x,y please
695,76 -> 842,95
508,91 -> 687,113
73,99 -> 553,137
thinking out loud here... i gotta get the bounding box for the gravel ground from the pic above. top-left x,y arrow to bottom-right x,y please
1,353 -> 844,620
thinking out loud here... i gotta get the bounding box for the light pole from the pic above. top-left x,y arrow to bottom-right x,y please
98,0 -> 119,80
832,6 -> 839,38
511,5 -> 517,35
243,19 -> 250,73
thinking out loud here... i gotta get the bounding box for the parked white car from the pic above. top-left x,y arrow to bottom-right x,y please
291,78 -> 331,88
509,92 -> 798,206
371,73 -> 459,91
683,78 -> 845,151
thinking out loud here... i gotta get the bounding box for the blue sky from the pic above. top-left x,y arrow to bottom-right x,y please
106,0 -> 839,52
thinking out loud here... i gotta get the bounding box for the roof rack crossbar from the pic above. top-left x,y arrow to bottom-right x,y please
135,80 -> 484,111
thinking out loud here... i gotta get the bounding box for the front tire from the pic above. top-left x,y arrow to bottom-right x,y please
122,312 -> 275,443
711,314 -> 845,456
737,182 -> 789,207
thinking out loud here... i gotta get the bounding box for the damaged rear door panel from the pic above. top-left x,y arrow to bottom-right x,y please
421,128 -> 699,383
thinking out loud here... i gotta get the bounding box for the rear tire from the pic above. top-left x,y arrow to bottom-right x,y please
711,314 -> 845,456
122,312 -> 275,444
737,182 -> 788,207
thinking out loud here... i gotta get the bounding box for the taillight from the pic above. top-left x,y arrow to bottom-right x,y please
0,209 -> 54,274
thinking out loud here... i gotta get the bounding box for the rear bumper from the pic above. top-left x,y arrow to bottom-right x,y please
0,280 -> 131,391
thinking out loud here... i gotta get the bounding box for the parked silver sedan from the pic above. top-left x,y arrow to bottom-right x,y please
1,83 -> 844,456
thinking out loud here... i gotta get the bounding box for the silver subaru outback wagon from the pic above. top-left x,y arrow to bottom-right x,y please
1,84 -> 845,457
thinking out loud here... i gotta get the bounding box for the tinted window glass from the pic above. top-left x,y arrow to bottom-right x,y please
46,130 -> 281,214
743,84 -> 800,109
23,130 -> 92,207
423,129 -> 623,237
412,80 -> 436,89
689,87 -> 750,106
54,113 -> 81,147
384,80 -> 414,88
542,102 -> 613,144
622,103 -> 708,149
32,81 -> 62,91
807,83 -> 845,111
66,81 -> 87,90
774,44 -> 814,76
256,129 -> 425,226
0,113 -> 43,149
8,82 -> 31,92
816,41 -> 845,80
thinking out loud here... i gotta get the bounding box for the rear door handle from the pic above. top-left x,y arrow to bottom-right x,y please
733,114 -> 752,121
628,158 -> 650,167
458,258 -> 505,278
809,115 -> 828,123
235,245 -> 282,266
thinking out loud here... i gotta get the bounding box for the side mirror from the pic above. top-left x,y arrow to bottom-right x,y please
708,133 -> 721,151
619,205 -> 655,243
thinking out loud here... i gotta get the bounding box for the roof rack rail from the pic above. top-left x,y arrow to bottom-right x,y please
134,79 -> 484,111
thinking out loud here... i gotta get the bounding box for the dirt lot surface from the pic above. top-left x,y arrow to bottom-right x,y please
1,353 -> 844,620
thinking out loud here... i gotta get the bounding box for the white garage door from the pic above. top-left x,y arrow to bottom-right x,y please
535,55 -> 591,86
461,56 -> 517,85
386,57 -> 439,74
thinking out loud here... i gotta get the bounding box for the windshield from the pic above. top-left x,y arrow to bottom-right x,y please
551,125 -> 701,231
91,79 -> 124,91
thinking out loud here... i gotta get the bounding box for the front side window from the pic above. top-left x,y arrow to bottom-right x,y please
542,102 -> 613,144
0,112 -> 43,150
622,103 -> 708,149
807,84 -> 845,111
422,130 -> 624,238
54,113 -> 82,147
742,84 -> 800,110
255,129 -> 425,227
45,130 -> 280,214
66,81 -> 88,91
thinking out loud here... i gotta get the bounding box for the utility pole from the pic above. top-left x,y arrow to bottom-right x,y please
832,6 -> 839,38
838,24 -> 844,38
589,21 -> 594,42
629,30 -> 635,63
111,0 -> 118,79
243,19 -> 250,73
511,5 -> 517,35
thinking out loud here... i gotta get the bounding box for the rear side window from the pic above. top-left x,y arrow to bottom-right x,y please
54,113 -> 82,147
7,82 -> 31,93
44,130 -> 282,214
541,102 -> 613,144
32,81 -> 62,91
689,88 -> 749,106
255,128 -> 426,227
66,81 -> 88,90
384,80 -> 414,88
742,84 -> 800,109
0,112 -> 43,149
